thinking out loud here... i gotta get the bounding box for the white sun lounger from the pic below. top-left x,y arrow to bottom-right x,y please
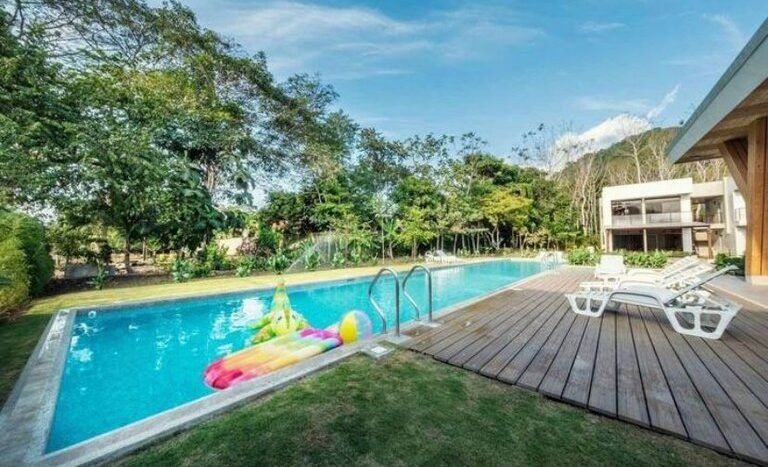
566,266 -> 740,339
594,255 -> 626,280
580,263 -> 714,292
599,255 -> 700,283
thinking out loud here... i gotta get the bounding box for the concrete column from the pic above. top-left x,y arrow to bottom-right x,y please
682,228 -> 693,253
643,229 -> 648,252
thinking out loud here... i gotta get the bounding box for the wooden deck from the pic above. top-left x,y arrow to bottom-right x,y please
406,266 -> 768,464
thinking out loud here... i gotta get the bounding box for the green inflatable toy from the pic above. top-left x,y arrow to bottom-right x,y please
251,280 -> 309,344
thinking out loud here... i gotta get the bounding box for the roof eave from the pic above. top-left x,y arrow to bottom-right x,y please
667,18 -> 768,164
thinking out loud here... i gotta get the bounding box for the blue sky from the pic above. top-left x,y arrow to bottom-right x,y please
177,0 -> 767,156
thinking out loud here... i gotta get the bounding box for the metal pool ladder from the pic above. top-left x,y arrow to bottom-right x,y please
402,265 -> 433,322
368,267 -> 401,335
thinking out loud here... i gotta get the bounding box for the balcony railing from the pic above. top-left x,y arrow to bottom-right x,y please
693,213 -> 723,224
612,212 -> 683,226
646,212 -> 682,224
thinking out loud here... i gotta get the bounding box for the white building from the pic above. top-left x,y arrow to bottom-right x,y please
599,177 -> 747,257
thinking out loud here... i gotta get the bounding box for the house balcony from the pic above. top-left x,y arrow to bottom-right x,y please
612,212 -> 683,226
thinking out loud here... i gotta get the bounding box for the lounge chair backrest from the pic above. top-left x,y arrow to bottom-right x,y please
600,255 -> 624,267
664,265 -> 738,304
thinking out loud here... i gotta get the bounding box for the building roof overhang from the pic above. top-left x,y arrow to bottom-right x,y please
667,18 -> 768,164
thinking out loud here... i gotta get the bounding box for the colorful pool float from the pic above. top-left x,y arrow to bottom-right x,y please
204,328 -> 342,390
251,280 -> 309,344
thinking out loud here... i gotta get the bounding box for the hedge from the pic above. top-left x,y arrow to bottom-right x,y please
0,212 -> 54,296
0,237 -> 30,316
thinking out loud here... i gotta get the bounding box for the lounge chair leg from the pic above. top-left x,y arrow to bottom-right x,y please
663,306 -> 737,340
566,294 -> 605,317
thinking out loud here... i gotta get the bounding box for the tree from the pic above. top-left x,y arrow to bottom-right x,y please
397,207 -> 436,259
480,187 -> 531,249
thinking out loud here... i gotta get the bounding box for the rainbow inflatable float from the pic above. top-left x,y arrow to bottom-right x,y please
204,328 -> 342,390
203,281 -> 373,390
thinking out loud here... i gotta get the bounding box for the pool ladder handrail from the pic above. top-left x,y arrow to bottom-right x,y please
368,267 -> 401,335
402,265 -> 433,322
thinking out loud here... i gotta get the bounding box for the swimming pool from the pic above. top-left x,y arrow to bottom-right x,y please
47,259 -> 543,452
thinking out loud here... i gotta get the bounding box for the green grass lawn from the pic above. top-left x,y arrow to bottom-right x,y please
118,351 -> 742,466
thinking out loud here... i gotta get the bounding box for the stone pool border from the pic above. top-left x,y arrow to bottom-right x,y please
0,258 -> 557,466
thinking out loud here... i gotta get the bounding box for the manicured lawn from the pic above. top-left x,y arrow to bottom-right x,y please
0,261 -> 443,403
118,351 -> 742,467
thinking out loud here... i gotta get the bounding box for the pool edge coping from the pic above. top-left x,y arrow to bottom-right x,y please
0,258 -> 554,466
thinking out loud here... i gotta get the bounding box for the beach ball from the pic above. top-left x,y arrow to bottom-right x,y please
338,310 -> 372,344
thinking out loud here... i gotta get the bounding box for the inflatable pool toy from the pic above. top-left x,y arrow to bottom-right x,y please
204,329 -> 342,390
338,310 -> 372,344
251,280 -> 309,344
204,310 -> 375,390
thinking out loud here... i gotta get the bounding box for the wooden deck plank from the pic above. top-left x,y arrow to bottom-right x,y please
615,305 -> 650,427
475,291 -> 569,378
516,308 -> 577,391
561,313 -> 602,407
685,336 -> 768,444
539,315 -> 589,399
462,290 -> 565,373
637,306 -> 728,450
432,287 -> 556,361
447,273 -> 586,367
588,309 -> 617,417
496,296 -> 570,384
405,266 -> 768,464
644,307 -> 768,461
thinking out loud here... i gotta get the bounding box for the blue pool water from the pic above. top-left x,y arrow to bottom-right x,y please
47,259 -> 542,451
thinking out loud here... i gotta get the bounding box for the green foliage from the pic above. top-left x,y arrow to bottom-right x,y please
567,248 -> 598,266
88,264 -> 109,290
331,251 -> 346,269
715,254 -> 744,276
235,256 -> 268,277
0,212 -> 53,296
0,237 -> 29,316
170,258 -> 193,283
304,250 -> 321,271
623,251 -> 668,269
269,251 -> 290,275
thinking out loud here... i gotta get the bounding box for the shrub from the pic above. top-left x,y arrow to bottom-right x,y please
0,237 -> 30,316
0,212 -> 54,296
623,251 -> 668,269
331,251 -> 346,269
170,258 -> 193,283
715,253 -> 745,276
88,263 -> 109,290
567,248 -> 598,265
236,256 -> 261,277
349,247 -> 363,266
304,250 -> 321,271
269,251 -> 290,274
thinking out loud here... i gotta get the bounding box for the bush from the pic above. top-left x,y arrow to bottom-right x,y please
331,251 -> 346,269
623,251 -> 668,269
715,253 -> 744,276
567,248 -> 598,265
269,251 -> 290,274
304,250 -> 320,271
170,258 -> 193,283
236,256 -> 262,277
0,212 -> 54,296
0,237 -> 30,316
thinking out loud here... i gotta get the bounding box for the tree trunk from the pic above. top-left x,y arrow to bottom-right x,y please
124,245 -> 133,274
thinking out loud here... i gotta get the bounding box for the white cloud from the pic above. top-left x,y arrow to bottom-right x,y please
182,1 -> 543,78
575,84 -> 680,119
704,14 -> 747,50
579,21 -> 625,33
554,113 -> 651,166
645,84 -> 680,120
575,96 -> 649,113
